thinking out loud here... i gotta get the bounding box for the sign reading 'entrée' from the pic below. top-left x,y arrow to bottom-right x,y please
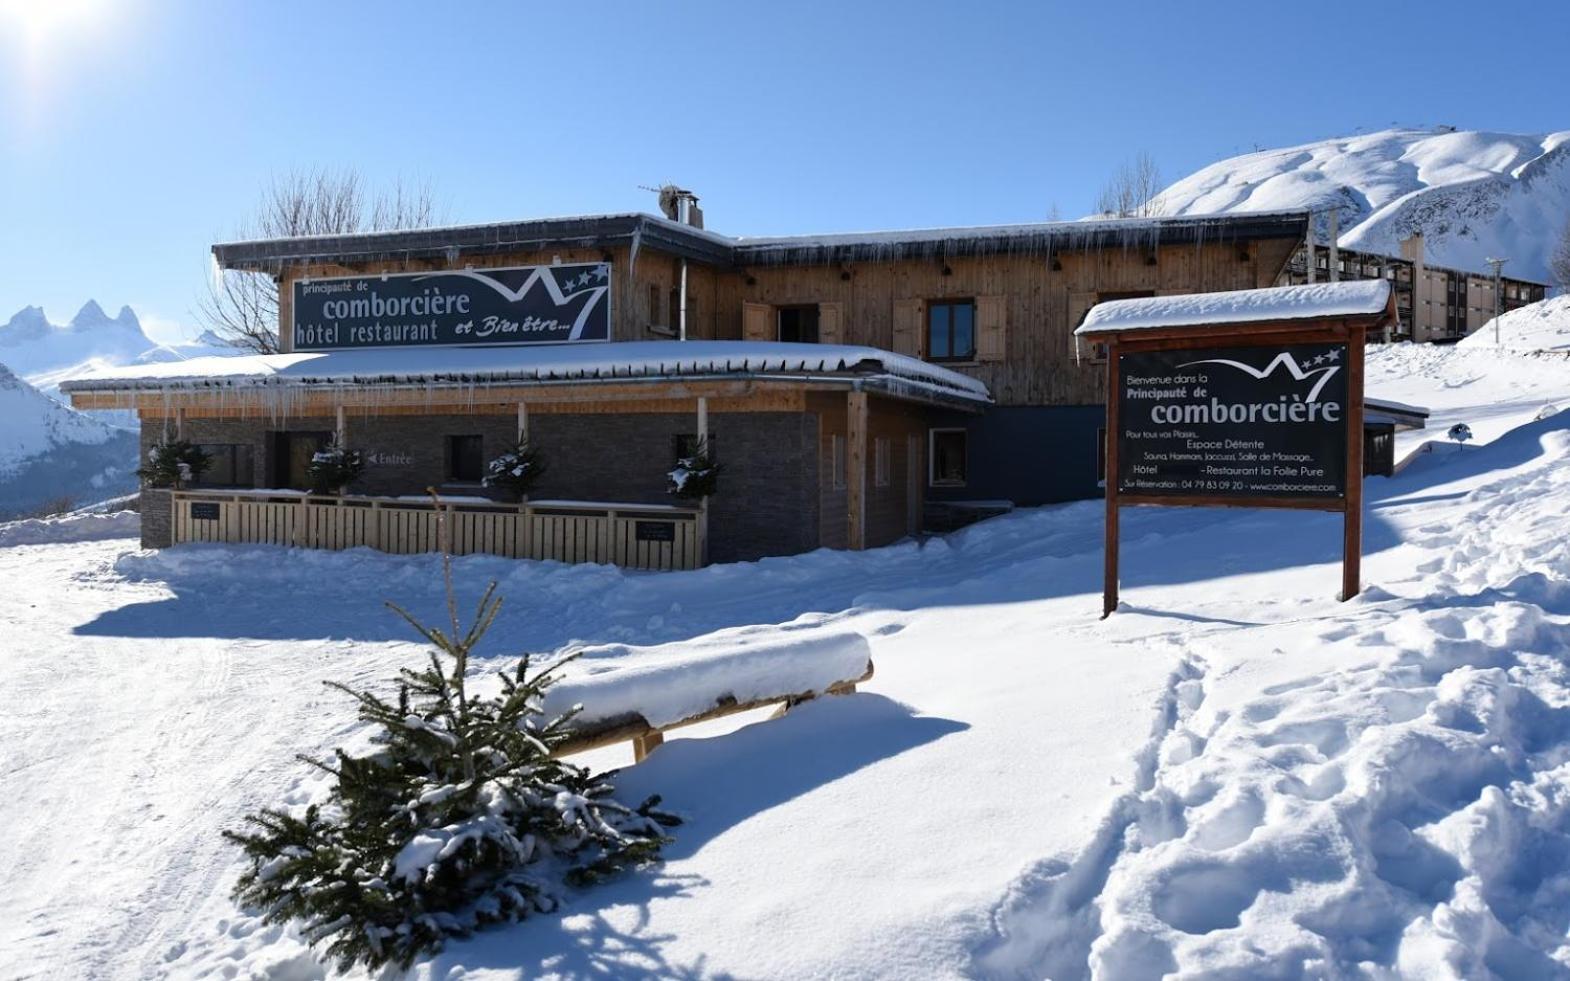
292,263 -> 611,350
1117,343 -> 1349,499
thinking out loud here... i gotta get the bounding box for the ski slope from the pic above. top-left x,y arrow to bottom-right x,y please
2,347 -> 1570,978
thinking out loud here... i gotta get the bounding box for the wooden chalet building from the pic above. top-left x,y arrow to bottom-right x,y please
65,200 -> 1321,567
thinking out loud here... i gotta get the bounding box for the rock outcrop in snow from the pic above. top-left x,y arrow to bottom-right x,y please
1156,128 -> 1570,283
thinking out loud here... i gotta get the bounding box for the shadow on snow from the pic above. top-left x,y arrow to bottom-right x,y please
72,412 -> 1570,650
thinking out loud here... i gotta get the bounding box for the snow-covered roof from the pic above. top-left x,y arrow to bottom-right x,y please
1075,280 -> 1393,335
214,210 -> 1310,271
58,340 -> 991,404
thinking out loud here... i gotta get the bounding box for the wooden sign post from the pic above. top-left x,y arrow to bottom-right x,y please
1088,285 -> 1394,618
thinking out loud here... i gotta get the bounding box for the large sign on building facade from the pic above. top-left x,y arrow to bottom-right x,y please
1116,343 -> 1349,500
292,263 -> 611,350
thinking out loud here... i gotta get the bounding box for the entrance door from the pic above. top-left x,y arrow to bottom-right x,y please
269,431 -> 331,490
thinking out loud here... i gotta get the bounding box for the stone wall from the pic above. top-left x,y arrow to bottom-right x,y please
140,488 -> 172,548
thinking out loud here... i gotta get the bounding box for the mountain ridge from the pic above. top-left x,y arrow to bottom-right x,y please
1155,127 -> 1570,284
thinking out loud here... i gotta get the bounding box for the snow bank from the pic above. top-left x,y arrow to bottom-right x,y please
1367,341 -> 1570,459
1017,414 -> 1570,978
544,624 -> 872,730
0,509 -> 138,548
1076,280 -> 1390,334
1458,294 -> 1570,353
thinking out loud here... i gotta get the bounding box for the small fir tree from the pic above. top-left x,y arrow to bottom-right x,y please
224,504 -> 676,971
307,438 -> 365,494
482,440 -> 547,501
667,439 -> 721,500
137,439 -> 211,489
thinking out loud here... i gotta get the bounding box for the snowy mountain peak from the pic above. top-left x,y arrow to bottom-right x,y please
69,300 -> 118,331
1157,127 -> 1570,283
1,305 -> 52,345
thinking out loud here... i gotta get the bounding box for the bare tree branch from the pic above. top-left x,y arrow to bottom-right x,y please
199,168 -> 443,353
1095,151 -> 1165,219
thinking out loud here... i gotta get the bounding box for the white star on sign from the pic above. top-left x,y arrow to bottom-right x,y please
1326,349 -> 1342,362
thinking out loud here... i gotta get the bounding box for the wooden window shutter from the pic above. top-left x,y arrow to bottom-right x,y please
891,298 -> 922,357
975,295 -> 1007,361
743,302 -> 772,342
818,302 -> 844,345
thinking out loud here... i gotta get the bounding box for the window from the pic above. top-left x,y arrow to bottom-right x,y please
194,444 -> 254,487
929,429 -> 967,487
874,437 -> 891,487
829,434 -> 846,489
778,305 -> 819,343
444,435 -> 484,483
648,284 -> 663,327
926,299 -> 975,361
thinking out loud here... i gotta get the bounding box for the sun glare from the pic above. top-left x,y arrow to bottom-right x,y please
0,0 -> 112,54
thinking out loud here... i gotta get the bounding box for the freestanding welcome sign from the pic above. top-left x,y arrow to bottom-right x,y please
1077,280 -> 1396,617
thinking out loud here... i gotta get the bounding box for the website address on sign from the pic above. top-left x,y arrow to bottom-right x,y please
1125,479 -> 1339,494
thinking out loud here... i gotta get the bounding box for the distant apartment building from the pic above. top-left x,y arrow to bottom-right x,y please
1277,234 -> 1548,343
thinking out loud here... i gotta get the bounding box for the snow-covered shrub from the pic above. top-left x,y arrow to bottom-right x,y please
482,440 -> 546,500
223,580 -> 677,972
137,439 -> 211,490
307,439 -> 364,494
667,439 -> 721,500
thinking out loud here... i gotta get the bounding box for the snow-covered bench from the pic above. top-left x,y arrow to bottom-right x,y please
544,626 -> 874,762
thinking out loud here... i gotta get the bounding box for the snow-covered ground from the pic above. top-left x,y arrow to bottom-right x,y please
1367,340 -> 1569,459
3,347 -> 1570,979
1459,295 -> 1570,355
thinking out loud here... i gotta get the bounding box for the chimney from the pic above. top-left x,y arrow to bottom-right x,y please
1399,233 -> 1424,264
658,185 -> 704,229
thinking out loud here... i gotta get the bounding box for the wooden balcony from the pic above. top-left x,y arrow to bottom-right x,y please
168,490 -> 705,571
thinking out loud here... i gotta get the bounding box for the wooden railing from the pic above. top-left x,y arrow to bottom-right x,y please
169,491 -> 706,571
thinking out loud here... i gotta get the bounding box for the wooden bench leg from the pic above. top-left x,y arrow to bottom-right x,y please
632,730 -> 664,763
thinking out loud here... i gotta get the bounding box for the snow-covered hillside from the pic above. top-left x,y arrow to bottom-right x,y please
1457,294 -> 1570,353
1157,128 -> 1570,283
0,365 -> 138,517
3,344 -> 1570,978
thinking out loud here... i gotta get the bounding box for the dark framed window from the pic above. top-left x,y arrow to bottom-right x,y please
929,428 -> 967,487
777,305 -> 819,343
926,300 -> 975,361
194,444 -> 254,487
444,435 -> 484,483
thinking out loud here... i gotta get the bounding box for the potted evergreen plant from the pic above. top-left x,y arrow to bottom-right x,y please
307,438 -> 365,495
137,439 -> 212,490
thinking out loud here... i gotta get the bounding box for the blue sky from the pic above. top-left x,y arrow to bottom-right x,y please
2,0 -> 1566,344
